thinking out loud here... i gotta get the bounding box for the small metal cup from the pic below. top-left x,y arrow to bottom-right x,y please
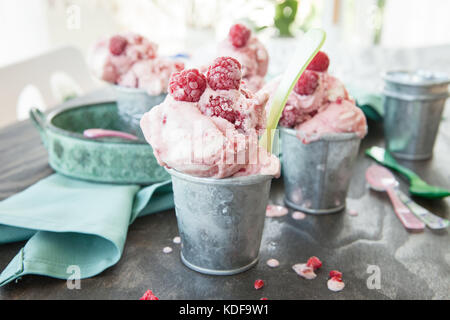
113,85 -> 166,139
167,169 -> 273,275
383,70 -> 450,160
281,128 -> 361,214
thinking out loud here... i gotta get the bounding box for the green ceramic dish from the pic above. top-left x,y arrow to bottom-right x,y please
29,101 -> 169,185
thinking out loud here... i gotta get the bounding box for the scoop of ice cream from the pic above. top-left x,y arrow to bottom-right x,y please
218,24 -> 269,92
140,59 -> 280,179
89,33 -> 184,95
260,51 -> 367,143
297,99 -> 367,143
118,58 -> 184,95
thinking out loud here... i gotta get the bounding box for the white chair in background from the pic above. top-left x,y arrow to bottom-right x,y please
0,46 -> 100,128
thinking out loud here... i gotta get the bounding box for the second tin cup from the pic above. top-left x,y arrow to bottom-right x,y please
281,128 -> 361,214
383,70 -> 450,160
168,169 -> 273,275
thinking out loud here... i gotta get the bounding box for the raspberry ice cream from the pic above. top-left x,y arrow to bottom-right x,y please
262,51 -> 367,143
218,24 -> 269,92
89,33 -> 184,95
140,57 -> 280,179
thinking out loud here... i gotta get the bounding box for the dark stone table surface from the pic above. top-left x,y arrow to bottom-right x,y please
0,92 -> 449,300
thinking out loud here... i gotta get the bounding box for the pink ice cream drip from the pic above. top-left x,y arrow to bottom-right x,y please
89,33 -> 184,95
140,57 -> 280,179
218,24 -> 269,92
261,51 -> 367,143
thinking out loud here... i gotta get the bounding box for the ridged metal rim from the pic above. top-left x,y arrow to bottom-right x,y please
166,168 -> 273,185
382,70 -> 450,87
280,127 -> 359,142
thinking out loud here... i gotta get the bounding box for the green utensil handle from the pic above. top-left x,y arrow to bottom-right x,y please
365,148 -> 421,183
29,107 -> 48,148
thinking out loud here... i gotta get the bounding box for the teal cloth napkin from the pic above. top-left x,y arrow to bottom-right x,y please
0,174 -> 174,286
347,85 -> 384,121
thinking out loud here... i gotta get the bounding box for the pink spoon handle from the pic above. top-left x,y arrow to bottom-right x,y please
83,129 -> 138,141
386,187 -> 425,232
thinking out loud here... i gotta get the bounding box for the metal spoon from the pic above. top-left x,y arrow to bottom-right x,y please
365,164 -> 425,232
366,146 -> 450,199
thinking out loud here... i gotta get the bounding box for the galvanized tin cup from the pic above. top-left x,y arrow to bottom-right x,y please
281,128 -> 361,214
113,85 -> 166,139
167,169 -> 273,275
383,70 -> 450,160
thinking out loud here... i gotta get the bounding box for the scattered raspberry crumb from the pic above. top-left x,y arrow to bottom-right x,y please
109,35 -> 128,55
260,297 -> 268,300
140,290 -> 159,300
266,258 -> 280,268
229,23 -> 251,48
168,69 -> 206,102
292,263 -> 316,280
173,236 -> 181,244
306,256 -> 322,270
294,70 -> 319,96
266,205 -> 289,218
254,279 -> 264,290
292,211 -> 306,220
207,57 -> 242,90
327,277 -> 345,292
307,51 -> 330,72
162,246 -> 173,254
329,270 -> 343,280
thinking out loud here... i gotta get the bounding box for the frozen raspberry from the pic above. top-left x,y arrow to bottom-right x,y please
207,57 -> 242,91
306,256 -> 322,270
229,23 -> 251,48
254,279 -> 264,290
329,270 -> 343,280
294,70 -> 319,96
169,69 -> 207,102
279,106 -> 299,128
307,51 -> 330,72
140,290 -> 159,300
260,297 -> 268,300
203,96 -> 243,128
109,35 -> 128,56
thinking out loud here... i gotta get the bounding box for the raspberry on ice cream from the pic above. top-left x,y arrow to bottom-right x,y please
140,58 -> 280,179
218,24 -> 269,92
293,70 -> 319,96
169,69 -> 207,102
207,57 -> 242,91
109,35 -> 128,56
307,51 -> 330,72
89,32 -> 184,95
229,23 -> 251,48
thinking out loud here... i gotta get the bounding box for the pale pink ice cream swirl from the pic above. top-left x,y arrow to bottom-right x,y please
89,33 -> 184,95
